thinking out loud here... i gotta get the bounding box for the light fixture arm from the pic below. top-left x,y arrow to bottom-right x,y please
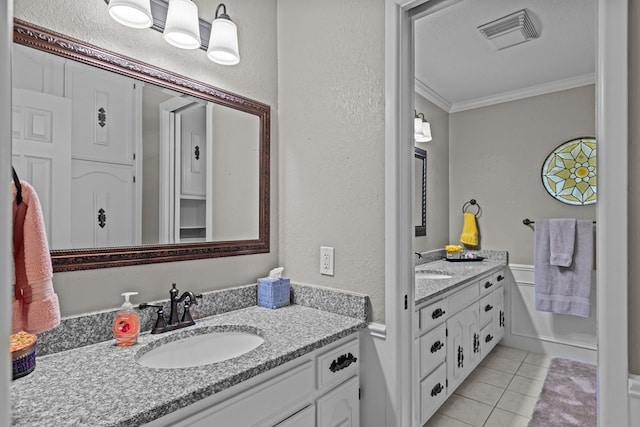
215,3 -> 230,20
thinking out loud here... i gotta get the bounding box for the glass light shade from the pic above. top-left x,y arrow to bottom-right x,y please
207,17 -> 240,65
108,0 -> 153,29
414,117 -> 423,136
163,0 -> 201,50
421,121 -> 432,142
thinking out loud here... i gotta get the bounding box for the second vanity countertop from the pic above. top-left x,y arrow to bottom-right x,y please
11,304 -> 367,426
415,256 -> 508,306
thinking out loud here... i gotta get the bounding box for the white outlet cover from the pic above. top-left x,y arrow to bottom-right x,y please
320,246 -> 334,276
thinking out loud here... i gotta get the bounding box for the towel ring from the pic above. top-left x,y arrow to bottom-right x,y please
462,199 -> 481,217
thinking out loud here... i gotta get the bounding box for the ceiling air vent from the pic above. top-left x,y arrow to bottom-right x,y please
477,9 -> 539,50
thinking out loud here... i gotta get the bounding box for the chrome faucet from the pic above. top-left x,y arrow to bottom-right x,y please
140,283 -> 202,334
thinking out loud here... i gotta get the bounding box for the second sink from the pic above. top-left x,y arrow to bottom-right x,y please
137,327 -> 264,369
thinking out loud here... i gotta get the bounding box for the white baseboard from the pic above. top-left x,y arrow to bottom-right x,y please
503,264 -> 597,363
629,375 -> 640,426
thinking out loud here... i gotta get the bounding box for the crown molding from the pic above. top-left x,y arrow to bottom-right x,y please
414,77 -> 452,111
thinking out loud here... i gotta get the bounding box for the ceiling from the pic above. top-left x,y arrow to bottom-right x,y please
414,0 -> 596,113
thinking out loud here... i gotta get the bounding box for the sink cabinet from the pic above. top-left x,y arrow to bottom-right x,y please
148,334 -> 360,427
414,268 -> 506,426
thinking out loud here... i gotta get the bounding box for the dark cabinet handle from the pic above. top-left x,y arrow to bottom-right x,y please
432,308 -> 446,319
500,311 -> 505,328
194,145 -> 200,160
457,345 -> 464,368
329,352 -> 358,373
484,281 -> 493,289
473,333 -> 479,353
497,274 -> 504,282
430,383 -> 444,397
484,304 -> 493,312
430,340 -> 444,353
98,208 -> 106,228
98,107 -> 106,127
485,334 -> 494,343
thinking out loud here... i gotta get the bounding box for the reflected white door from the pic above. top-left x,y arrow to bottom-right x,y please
12,89 -> 72,249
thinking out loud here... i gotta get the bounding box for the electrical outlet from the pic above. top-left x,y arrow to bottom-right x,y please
320,246 -> 334,276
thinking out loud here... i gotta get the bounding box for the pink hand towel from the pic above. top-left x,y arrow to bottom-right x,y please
12,181 -> 60,334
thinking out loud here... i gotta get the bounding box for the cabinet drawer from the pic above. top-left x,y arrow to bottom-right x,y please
419,323 -> 447,379
448,282 -> 479,315
479,293 -> 495,327
480,322 -> 497,356
317,338 -> 359,390
275,404 -> 315,426
419,362 -> 447,425
480,269 -> 506,295
419,299 -> 448,333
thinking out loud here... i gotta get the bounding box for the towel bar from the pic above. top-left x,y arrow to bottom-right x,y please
522,218 -> 596,226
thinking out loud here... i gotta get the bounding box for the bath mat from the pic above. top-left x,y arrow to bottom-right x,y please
529,358 -> 597,427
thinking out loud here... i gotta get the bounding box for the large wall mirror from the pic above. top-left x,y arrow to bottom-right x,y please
12,19 -> 270,272
414,147 -> 426,237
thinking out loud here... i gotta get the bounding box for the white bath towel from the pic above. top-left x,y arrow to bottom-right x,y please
549,218 -> 576,267
534,219 -> 593,317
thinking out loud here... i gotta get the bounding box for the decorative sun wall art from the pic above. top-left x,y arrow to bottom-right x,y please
541,137 -> 596,206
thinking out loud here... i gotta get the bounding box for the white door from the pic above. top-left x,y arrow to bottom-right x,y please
316,377 -> 360,427
71,159 -> 136,248
12,89 -> 72,249
178,104 -> 207,197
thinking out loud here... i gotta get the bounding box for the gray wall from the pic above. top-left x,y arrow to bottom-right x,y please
277,0 -> 387,322
15,0 -> 279,315
415,93 -> 449,253
449,85 -> 596,264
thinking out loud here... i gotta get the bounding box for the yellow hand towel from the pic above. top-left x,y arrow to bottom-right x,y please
460,212 -> 479,247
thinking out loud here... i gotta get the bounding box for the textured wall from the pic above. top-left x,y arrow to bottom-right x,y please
277,0 -> 386,322
449,85 -> 596,265
415,93 -> 449,253
14,0 -> 279,315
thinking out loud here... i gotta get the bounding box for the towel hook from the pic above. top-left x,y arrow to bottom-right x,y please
462,199 -> 481,217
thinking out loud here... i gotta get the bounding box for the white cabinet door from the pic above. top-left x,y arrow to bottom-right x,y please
12,89 -> 72,250
275,404 -> 315,426
65,61 -> 137,165
178,104 -> 207,197
71,159 -> 137,248
316,377 -> 360,427
494,286 -> 505,341
446,303 -> 480,394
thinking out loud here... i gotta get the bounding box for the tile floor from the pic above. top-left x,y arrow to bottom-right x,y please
424,344 -> 552,427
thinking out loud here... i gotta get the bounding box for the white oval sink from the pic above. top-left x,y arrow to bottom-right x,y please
415,271 -> 453,280
137,331 -> 264,369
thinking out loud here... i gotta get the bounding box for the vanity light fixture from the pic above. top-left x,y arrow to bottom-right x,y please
103,0 -> 240,65
414,111 -> 433,142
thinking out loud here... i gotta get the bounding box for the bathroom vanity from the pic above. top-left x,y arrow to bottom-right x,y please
11,300 -> 366,426
413,253 -> 508,426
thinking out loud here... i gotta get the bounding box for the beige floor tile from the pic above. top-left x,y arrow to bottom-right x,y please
483,408 -> 531,427
423,413 -> 473,427
507,375 -> 545,398
496,390 -> 539,418
467,366 -> 513,389
454,379 -> 505,406
516,362 -> 549,382
490,345 -> 527,363
438,395 -> 493,427
524,352 -> 552,367
480,353 -> 522,374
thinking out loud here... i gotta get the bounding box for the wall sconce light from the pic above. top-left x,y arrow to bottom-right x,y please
103,0 -> 240,65
414,111 -> 433,142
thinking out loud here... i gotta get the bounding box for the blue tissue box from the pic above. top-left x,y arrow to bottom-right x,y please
257,277 -> 290,309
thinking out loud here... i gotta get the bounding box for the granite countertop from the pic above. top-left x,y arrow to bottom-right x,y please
415,255 -> 508,306
11,304 -> 367,426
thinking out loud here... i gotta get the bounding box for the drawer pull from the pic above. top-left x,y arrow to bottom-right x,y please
497,274 -> 504,282
485,334 -> 494,343
432,308 -> 446,319
500,311 -> 505,328
430,383 -> 444,397
329,352 -> 358,373
457,345 -> 464,368
484,281 -> 493,289
430,340 -> 444,353
484,304 -> 493,312
473,333 -> 479,353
